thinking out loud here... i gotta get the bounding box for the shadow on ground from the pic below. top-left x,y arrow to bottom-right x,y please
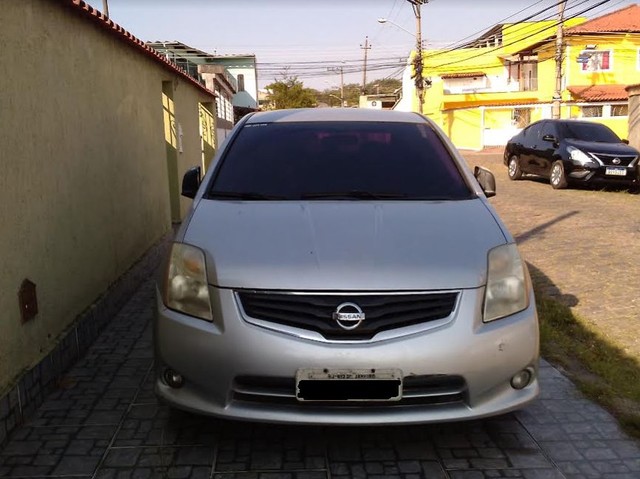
525,261 -> 640,439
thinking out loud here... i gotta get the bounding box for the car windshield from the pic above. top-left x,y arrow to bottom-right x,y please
561,122 -> 621,143
208,121 -> 474,200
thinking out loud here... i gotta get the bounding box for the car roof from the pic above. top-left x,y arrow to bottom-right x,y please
245,108 -> 427,124
540,119 -> 608,127
525,119 -> 613,130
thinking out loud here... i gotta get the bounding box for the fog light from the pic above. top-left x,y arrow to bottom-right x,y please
510,369 -> 532,390
164,369 -> 185,389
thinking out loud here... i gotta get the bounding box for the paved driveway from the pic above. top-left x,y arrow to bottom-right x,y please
1,152 -> 639,479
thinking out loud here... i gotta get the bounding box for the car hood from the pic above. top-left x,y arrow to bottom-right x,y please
183,200 -> 507,291
563,139 -> 639,156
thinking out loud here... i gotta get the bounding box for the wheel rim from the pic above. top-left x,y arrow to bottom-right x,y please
508,158 -> 517,177
551,165 -> 561,185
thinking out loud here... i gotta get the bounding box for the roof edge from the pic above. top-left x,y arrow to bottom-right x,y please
60,0 -> 216,98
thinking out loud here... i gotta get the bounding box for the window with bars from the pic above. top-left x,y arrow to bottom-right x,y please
611,105 -> 628,117
512,108 -> 531,128
581,106 -> 603,117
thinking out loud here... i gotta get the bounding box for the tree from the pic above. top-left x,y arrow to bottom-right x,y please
265,75 -> 317,110
366,78 -> 402,95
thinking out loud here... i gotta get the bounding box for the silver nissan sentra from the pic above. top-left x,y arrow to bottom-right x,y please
154,108 -> 539,425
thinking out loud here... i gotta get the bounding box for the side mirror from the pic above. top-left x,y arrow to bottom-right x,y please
622,139 -> 630,145
542,134 -> 557,143
474,166 -> 496,198
181,166 -> 202,199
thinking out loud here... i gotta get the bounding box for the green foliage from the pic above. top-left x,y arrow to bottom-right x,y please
265,75 -> 317,109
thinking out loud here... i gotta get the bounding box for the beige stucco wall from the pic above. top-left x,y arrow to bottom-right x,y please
0,0 -> 214,393
628,85 -> 640,150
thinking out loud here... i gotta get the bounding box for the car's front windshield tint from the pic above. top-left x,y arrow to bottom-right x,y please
562,122 -> 621,143
208,121 -> 473,200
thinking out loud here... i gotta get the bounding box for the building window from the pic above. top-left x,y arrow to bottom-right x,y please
581,50 -> 611,72
581,105 -> 603,117
512,108 -> 531,128
611,104 -> 628,117
238,74 -> 245,92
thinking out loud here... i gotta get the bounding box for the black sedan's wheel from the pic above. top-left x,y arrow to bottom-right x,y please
507,155 -> 523,180
550,161 -> 568,189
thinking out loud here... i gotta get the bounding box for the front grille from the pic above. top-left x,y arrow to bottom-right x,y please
237,291 -> 459,340
232,375 -> 467,407
590,153 -> 637,167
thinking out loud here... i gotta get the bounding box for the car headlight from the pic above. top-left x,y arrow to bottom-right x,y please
567,146 -> 596,167
163,243 -> 213,321
483,244 -> 529,322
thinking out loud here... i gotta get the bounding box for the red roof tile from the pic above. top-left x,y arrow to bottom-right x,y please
567,84 -> 629,101
566,4 -> 640,34
61,0 -> 215,98
440,72 -> 486,79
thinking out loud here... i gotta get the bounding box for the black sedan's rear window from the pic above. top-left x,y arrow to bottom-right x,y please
208,121 -> 473,200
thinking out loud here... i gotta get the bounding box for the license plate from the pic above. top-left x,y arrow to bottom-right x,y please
296,368 -> 402,401
605,167 -> 627,176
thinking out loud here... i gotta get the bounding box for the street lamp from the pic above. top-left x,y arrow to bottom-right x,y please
377,18 -> 414,37
377,0 -> 427,114
327,63 -> 345,107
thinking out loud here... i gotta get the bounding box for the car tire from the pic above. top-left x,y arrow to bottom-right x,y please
550,161 -> 568,189
507,155 -> 523,180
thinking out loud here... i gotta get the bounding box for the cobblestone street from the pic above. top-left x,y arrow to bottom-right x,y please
1,153 -> 640,478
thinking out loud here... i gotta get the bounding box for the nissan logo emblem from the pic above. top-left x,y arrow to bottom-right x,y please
332,302 -> 365,330
612,158 -> 621,165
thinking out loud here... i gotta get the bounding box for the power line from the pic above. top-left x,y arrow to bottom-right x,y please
425,0 -> 553,59
259,0 -> 623,85
425,0 -> 592,62
256,0 -> 597,81
427,0 -> 611,70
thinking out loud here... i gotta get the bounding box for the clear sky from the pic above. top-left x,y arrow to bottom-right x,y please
104,0 -> 635,90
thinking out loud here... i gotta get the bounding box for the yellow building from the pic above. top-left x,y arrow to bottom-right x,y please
397,5 -> 640,149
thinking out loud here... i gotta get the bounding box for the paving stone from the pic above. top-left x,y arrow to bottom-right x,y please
104,447 -> 143,467
52,454 -> 103,475
420,461 -> 447,479
397,460 -> 421,473
114,404 -> 218,447
503,449 -> 552,468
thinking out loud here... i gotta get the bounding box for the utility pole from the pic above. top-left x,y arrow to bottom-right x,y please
328,65 -> 345,107
102,0 -> 109,17
408,0 -> 427,115
360,36 -> 371,94
552,0 -> 567,119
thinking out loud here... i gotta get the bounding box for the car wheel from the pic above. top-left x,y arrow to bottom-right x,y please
550,161 -> 568,189
507,155 -> 523,180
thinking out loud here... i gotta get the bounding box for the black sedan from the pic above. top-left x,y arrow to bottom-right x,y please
503,119 -> 639,189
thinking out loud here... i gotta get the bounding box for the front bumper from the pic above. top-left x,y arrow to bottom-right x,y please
153,286 -> 539,425
568,165 -> 639,185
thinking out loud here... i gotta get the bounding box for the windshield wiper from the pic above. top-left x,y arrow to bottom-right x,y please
208,191 -> 288,200
300,191 -> 409,200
